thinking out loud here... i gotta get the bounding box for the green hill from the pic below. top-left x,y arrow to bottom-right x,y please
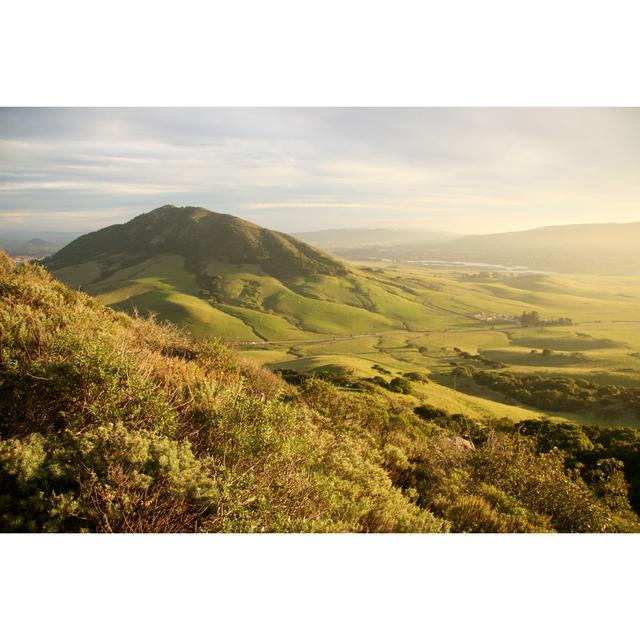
45,206 -> 438,340
3,252 -> 640,533
47,204 -> 347,279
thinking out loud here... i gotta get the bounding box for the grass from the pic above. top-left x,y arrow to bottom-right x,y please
96,256 -> 257,339
237,263 -> 640,427
53,253 -> 640,427
262,287 -> 400,334
217,304 -> 313,341
52,260 -> 102,288
268,354 -> 382,378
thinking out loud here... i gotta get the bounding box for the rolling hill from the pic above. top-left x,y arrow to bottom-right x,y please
45,205 -> 437,340
45,206 -> 640,427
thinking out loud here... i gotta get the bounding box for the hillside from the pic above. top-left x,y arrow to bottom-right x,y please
46,206 -> 443,340
2,252 -> 640,533
47,205 -> 347,279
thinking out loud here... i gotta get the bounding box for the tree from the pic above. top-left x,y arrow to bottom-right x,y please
389,377 -> 412,394
520,311 -> 541,327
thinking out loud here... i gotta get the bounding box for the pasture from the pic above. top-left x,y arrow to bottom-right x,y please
235,263 -> 640,426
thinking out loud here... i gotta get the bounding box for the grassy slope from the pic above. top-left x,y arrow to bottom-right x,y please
52,247 -> 640,426
54,256 -> 412,338
1,255 -> 451,533
89,255 -> 257,339
238,264 -> 640,426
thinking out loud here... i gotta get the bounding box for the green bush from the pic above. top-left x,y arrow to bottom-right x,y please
0,423 -> 218,532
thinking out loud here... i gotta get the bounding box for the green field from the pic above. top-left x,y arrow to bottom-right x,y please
231,263 -> 640,427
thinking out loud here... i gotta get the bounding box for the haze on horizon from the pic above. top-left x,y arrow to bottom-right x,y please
1,107 -> 639,235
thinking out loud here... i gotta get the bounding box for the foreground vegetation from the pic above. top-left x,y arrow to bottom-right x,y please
2,253 -> 639,532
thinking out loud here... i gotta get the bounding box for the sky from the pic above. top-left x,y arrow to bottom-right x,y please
1,107 -> 639,235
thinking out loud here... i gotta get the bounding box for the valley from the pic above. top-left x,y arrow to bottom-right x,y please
236,264 -> 640,427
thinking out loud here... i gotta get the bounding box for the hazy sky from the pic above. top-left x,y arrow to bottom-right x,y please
1,107 -> 639,234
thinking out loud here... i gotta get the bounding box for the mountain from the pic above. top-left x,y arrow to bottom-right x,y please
0,229 -> 80,245
292,228 -> 460,250
5,237 -> 61,258
371,221 -> 640,274
47,205 -> 347,279
46,205 -> 437,340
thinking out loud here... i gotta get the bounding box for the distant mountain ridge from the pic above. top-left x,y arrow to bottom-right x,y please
292,227 -> 460,249
2,237 -> 61,258
437,221 -> 640,274
451,221 -> 640,250
332,220 -> 640,274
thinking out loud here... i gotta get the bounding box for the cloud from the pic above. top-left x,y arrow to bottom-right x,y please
0,211 -> 30,225
1,107 -> 639,233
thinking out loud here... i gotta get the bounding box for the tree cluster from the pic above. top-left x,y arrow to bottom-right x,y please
520,311 -> 572,327
473,370 -> 640,418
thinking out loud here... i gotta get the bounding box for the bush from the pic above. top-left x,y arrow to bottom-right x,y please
0,423 -> 218,532
404,371 -> 428,383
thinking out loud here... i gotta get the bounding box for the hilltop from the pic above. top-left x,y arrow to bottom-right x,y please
2,252 -> 639,533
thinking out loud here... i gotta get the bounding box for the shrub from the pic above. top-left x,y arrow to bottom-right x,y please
0,424 -> 218,532
404,371 -> 428,383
